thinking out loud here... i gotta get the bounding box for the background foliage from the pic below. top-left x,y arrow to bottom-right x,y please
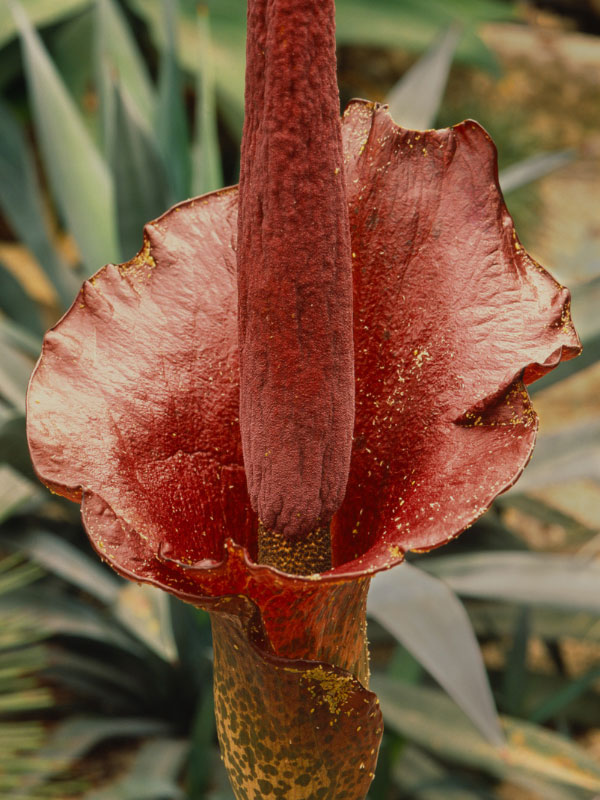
0,0 -> 599,797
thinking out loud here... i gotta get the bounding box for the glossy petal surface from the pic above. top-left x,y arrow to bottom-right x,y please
332,101 -> 580,572
29,188 -> 253,570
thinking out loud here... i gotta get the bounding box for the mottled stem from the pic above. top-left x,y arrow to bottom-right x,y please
210,582 -> 377,800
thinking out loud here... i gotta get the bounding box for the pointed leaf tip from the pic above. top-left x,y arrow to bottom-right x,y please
13,0 -> 120,270
369,563 -> 503,745
386,24 -> 462,130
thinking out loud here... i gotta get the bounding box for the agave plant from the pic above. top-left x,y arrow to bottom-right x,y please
2,1 -> 600,798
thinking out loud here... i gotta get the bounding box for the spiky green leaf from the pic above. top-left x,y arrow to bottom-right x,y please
369,563 -> 503,745
12,1 -> 120,271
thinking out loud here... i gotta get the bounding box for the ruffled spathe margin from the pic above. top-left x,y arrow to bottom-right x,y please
27,101 -> 580,800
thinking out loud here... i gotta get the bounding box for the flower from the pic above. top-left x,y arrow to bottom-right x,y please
27,1 -> 580,798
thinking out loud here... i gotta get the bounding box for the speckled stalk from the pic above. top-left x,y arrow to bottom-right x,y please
209,582 -> 379,800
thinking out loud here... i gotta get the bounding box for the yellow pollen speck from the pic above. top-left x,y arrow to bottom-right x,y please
303,666 -> 354,715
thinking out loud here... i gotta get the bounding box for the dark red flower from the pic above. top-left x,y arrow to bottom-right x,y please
27,1 -> 580,798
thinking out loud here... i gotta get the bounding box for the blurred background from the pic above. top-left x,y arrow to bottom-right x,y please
0,0 -> 599,798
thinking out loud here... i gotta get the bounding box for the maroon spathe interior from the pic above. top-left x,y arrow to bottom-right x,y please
27,101 -> 580,595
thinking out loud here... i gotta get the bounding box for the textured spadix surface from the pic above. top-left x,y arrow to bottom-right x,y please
238,0 -> 354,540
27,101 -> 580,800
